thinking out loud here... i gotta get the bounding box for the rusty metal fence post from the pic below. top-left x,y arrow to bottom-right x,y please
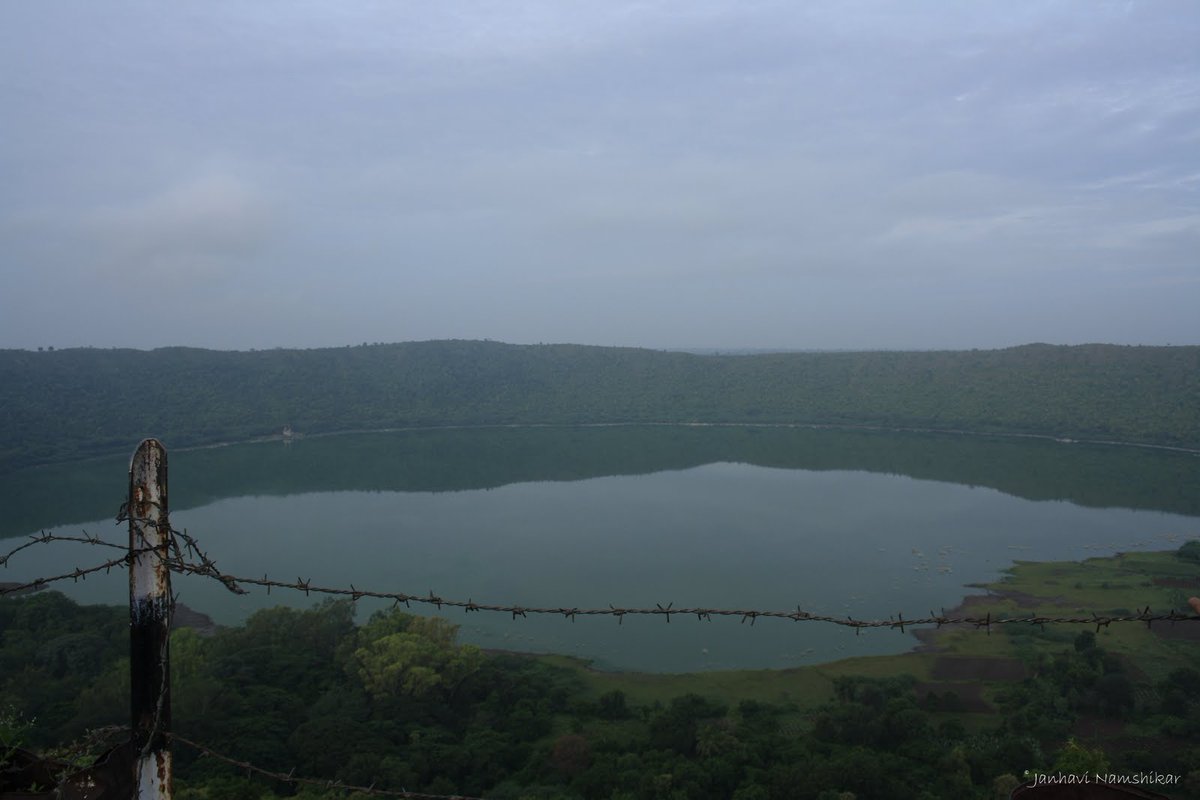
128,439 -> 173,799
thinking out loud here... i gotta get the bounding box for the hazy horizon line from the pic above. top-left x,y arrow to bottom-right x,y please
5,338 -> 1198,356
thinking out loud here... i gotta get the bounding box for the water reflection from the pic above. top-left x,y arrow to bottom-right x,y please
2,425 -> 1197,539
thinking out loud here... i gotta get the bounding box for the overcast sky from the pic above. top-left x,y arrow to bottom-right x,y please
2,2 -> 1197,351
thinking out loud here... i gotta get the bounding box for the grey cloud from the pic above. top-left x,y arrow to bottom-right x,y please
0,1 -> 1197,350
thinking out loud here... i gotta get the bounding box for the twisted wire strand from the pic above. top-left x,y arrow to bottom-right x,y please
0,530 -> 129,567
6,523 -> 1200,632
168,559 -> 1200,633
0,550 -> 156,596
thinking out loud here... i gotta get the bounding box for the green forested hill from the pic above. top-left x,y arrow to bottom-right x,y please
1,340 -> 1197,472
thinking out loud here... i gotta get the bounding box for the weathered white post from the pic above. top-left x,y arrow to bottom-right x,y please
128,439 -> 172,799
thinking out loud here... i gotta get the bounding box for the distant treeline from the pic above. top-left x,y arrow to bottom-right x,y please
1,340 -> 1198,472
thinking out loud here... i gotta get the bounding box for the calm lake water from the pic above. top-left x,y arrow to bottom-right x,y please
2,425 -> 1198,672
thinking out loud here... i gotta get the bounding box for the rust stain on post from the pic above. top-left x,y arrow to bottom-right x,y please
129,438 -> 172,799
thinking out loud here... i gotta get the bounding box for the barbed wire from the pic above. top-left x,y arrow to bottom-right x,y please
128,512 -> 1200,634
0,551 -> 149,596
0,527 -> 175,597
0,529 -> 129,567
168,560 -> 1200,633
0,531 -> 55,566
6,521 -> 1200,633
169,732 -> 487,800
116,503 -> 249,595
0,515 -> 243,601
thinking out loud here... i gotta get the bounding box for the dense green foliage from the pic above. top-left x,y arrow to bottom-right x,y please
6,592 -> 1200,799
1177,540 -> 1200,563
2,340 -> 1197,473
